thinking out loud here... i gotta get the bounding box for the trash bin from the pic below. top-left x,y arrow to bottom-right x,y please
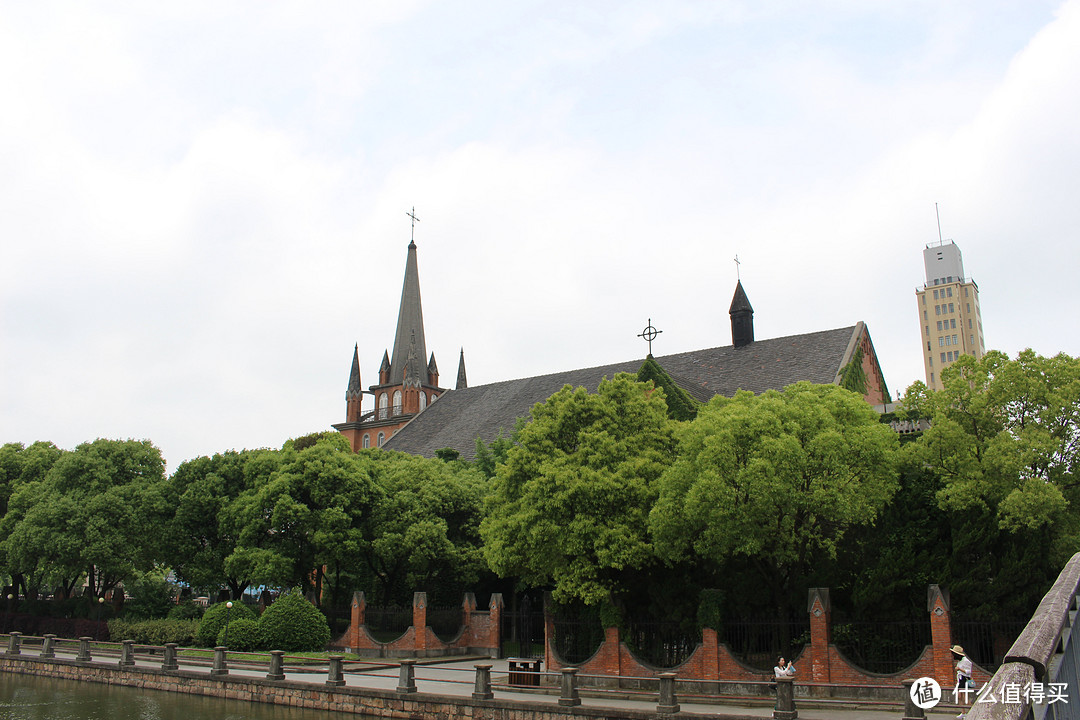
508,658 -> 541,686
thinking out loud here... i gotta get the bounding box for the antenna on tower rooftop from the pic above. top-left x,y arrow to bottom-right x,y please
935,203 -> 943,244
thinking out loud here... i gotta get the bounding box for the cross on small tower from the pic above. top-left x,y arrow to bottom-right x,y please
638,318 -> 662,356
734,254 -> 741,280
406,207 -> 420,244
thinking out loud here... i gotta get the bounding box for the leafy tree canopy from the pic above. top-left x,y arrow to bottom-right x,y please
650,382 -> 900,616
481,374 -> 678,606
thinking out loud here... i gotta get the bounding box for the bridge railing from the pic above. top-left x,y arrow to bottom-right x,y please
966,551 -> 1080,720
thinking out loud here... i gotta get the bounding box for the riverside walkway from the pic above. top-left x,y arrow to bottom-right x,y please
1,636 -> 966,719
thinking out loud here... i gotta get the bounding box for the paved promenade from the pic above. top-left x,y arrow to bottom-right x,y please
10,642 -> 970,719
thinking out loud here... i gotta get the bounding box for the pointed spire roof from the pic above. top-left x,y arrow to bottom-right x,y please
729,280 -> 755,348
379,350 -> 391,374
404,332 -> 423,388
389,241 -> 428,385
729,280 -> 753,314
427,352 -> 438,377
456,347 -> 468,390
347,344 -> 363,397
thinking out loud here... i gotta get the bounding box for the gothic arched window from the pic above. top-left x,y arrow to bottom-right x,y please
392,390 -> 402,415
419,392 -> 427,411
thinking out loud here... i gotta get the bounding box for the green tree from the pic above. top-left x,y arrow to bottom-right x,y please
0,441 -> 63,598
225,433 -> 379,602
650,382 -> 900,619
4,439 -> 166,599
636,355 -> 700,421
364,451 -> 487,605
906,349 -> 1080,617
481,374 -> 678,607
161,449 -> 278,600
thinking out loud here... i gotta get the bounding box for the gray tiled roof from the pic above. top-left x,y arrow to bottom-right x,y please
381,325 -> 862,461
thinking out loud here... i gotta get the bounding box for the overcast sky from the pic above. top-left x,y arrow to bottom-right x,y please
2,1 -> 1078,471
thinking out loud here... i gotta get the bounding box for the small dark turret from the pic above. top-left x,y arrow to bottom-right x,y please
456,348 -> 468,390
378,350 -> 391,385
427,352 -> 439,387
729,281 -> 754,348
345,344 -> 363,423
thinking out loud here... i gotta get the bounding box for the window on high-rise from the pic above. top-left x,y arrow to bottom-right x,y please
937,320 -> 943,331
940,353 -> 946,363
953,334 -> 958,345
947,287 -> 953,297
949,303 -> 955,313
951,319 -> 956,329
933,289 -> 939,299
939,337 -> 945,347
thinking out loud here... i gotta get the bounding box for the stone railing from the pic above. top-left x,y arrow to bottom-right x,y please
964,551 -> 1080,720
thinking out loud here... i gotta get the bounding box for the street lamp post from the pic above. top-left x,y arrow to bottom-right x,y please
223,601 -> 233,647
96,596 -> 105,640
4,593 -> 12,634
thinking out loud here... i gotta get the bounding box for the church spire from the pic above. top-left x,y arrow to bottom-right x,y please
345,344 -> 363,423
729,280 -> 754,348
456,348 -> 468,390
388,239 -> 428,385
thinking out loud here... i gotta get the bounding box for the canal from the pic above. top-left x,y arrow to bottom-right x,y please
0,673 -> 340,720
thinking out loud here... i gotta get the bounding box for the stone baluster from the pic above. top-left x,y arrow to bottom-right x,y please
559,667 -> 581,707
6,632 -> 20,655
397,659 -> 417,693
211,646 -> 228,676
267,650 -> 285,680
657,672 -> 679,714
326,656 -> 345,686
162,643 -> 179,671
76,636 -> 92,662
40,634 -> 56,659
472,664 -> 493,700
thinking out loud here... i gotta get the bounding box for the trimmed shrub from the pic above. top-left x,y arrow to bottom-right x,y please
107,618 -> 197,646
258,589 -> 331,652
167,601 -> 205,620
194,601 -> 257,647
217,618 -> 261,651
123,573 -> 177,620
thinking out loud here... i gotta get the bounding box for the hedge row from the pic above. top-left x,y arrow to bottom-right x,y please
107,618 -> 198,646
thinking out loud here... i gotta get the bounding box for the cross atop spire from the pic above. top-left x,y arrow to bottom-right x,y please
406,206 -> 420,247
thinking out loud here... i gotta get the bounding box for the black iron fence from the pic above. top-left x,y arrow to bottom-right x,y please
721,617 -> 810,672
622,620 -> 698,668
427,605 -> 463,642
501,608 -> 545,658
551,610 -> 604,665
830,619 -> 930,675
364,605 -> 412,643
952,618 -> 1027,671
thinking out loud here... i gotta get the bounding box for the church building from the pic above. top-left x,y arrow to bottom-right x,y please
331,237 -> 466,451
332,235 -> 891,459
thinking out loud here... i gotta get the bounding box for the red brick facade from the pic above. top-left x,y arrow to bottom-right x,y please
544,585 -> 988,691
335,591 -> 502,659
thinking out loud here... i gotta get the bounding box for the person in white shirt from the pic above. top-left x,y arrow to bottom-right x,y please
774,657 -> 796,678
952,644 -> 973,715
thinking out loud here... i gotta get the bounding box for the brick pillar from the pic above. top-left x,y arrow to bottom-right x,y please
927,585 -> 953,686
701,627 -> 720,680
350,591 -> 365,649
489,593 -> 504,658
413,592 -> 428,656
807,588 -> 831,683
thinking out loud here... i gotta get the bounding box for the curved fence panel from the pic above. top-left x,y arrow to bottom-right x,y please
552,611 -> 605,665
364,606 -> 412,643
622,620 -> 698,669
722,618 -> 809,672
427,606 -> 463,643
831,619 -> 930,675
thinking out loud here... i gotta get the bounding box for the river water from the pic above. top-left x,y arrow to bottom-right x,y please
0,673 -> 340,720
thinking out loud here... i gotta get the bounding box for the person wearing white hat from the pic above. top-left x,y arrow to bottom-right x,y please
951,644 -> 973,716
